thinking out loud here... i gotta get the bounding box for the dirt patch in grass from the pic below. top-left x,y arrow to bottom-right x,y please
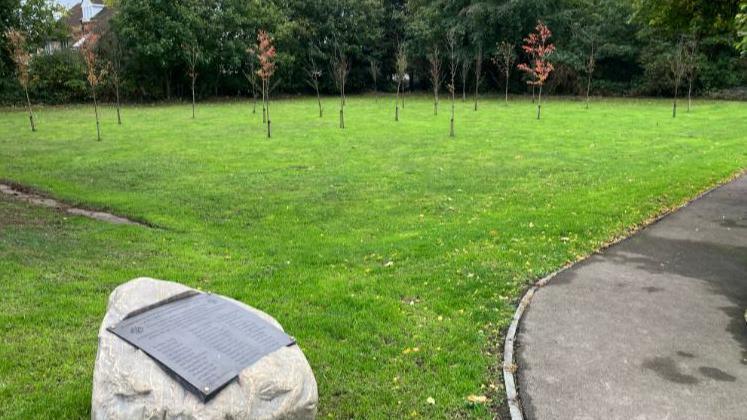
0,182 -> 147,227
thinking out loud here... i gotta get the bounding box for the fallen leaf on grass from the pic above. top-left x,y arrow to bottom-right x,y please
426,397 -> 435,405
466,395 -> 489,404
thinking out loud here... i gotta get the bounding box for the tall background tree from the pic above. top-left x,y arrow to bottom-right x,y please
738,1 -> 747,55
2,0 -> 65,107
633,0 -> 742,96
0,0 -> 744,104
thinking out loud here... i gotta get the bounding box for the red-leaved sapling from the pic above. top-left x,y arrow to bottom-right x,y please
518,21 -> 555,120
255,30 -> 276,137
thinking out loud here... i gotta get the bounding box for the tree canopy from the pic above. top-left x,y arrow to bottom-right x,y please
1,0 -> 745,103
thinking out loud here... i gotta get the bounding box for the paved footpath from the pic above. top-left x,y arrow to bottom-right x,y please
517,175 -> 747,420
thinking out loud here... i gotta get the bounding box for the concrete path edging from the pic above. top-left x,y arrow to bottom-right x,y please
501,169 -> 746,420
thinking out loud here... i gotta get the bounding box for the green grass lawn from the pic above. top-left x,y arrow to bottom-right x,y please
0,95 -> 745,418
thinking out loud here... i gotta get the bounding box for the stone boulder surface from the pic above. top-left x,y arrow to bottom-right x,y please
92,277 -> 317,420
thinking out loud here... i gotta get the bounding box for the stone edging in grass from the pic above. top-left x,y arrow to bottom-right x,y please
0,182 -> 148,227
501,168 -> 746,420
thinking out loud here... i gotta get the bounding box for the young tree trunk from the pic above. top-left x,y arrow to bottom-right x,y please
316,87 -> 322,118
395,83 -> 400,121
339,99 -> 345,129
450,91 -> 455,137
672,86 -> 678,118
24,86 -> 36,132
586,44 -> 594,110
434,94 -> 438,116
532,85 -> 536,103
262,80 -> 267,124
115,76 -> 122,125
252,91 -> 257,114
474,83 -> 478,111
504,69 -> 509,105
92,88 -> 101,141
165,71 -> 171,100
474,68 -> 480,111
687,80 -> 692,112
266,91 -> 271,138
474,47 -> 482,111
537,85 -> 542,120
191,76 -> 196,119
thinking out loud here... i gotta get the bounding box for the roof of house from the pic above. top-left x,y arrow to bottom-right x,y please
64,1 -> 107,27
61,1 -> 113,49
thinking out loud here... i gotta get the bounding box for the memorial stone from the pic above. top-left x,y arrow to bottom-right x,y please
92,278 -> 317,420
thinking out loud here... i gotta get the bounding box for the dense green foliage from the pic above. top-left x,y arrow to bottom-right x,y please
28,48 -> 87,103
1,0 -> 745,103
1,0 -> 67,103
1,96 -> 746,417
738,1 -> 747,55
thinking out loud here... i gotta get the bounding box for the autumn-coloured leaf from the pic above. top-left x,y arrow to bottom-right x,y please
466,394 -> 489,404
